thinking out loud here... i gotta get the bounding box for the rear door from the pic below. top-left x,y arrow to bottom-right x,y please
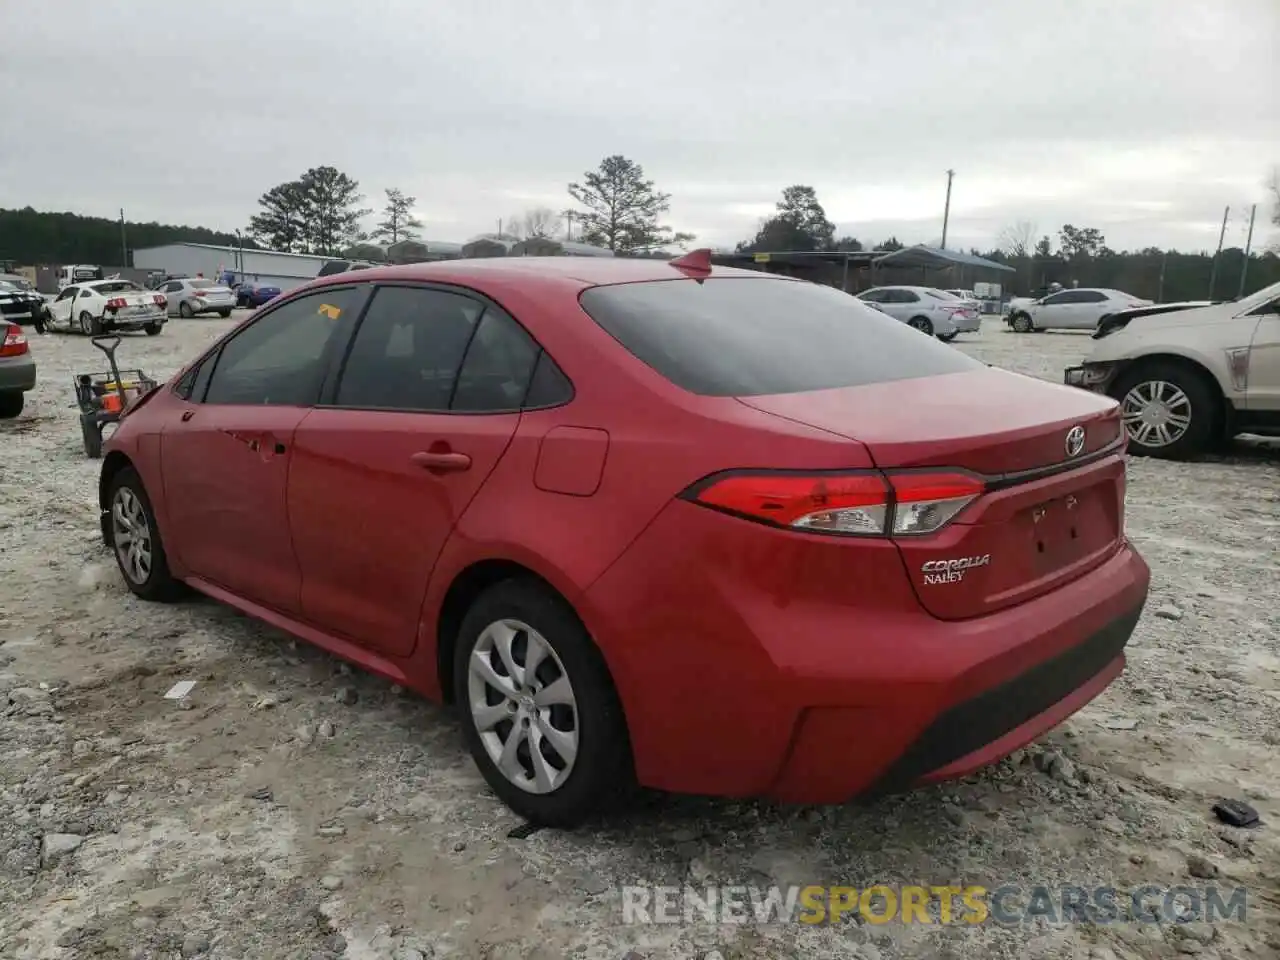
160,286 -> 367,613
288,284 -> 539,658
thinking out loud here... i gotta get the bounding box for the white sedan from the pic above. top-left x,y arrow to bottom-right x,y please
46,279 -> 167,335
1008,288 -> 1150,332
157,277 -> 237,318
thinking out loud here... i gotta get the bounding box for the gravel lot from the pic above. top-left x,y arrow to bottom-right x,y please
1,315 -> 1277,960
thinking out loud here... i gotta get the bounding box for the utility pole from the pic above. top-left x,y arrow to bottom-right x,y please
564,211 -> 575,242
119,208 -> 128,267
1208,205 -> 1229,299
940,169 -> 954,250
1237,204 -> 1257,299
1157,249 -> 1168,303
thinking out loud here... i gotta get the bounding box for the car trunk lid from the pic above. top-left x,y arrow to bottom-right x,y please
738,368 -> 1129,619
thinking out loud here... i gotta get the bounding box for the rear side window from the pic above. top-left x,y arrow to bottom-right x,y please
451,306 -> 540,412
335,286 -> 483,411
578,278 -> 982,397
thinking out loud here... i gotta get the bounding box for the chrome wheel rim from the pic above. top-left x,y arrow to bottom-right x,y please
908,318 -> 931,334
79,313 -> 92,334
467,619 -> 578,794
1122,380 -> 1192,448
111,487 -> 153,584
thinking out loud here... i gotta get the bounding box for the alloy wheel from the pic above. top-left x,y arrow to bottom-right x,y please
467,618 -> 579,794
1121,379 -> 1192,448
111,487 -> 153,585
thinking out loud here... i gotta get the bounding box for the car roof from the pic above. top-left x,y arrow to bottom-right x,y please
303,256 -> 776,296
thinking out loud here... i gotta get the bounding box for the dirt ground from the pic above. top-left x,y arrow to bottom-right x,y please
1,314 -> 1277,960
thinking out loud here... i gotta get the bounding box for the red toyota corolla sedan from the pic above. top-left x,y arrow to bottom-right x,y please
99,252 -> 1149,826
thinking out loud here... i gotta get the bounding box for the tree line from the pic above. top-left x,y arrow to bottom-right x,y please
0,207 -> 255,268
4,156 -> 1277,302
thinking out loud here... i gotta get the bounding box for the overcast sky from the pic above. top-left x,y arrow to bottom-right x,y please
3,0 -> 1277,254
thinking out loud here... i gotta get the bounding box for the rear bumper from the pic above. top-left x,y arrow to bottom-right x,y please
953,314 -> 982,332
0,354 -> 37,392
105,313 -> 164,331
585,500 -> 1150,803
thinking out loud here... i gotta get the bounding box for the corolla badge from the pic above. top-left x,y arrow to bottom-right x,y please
921,555 -> 990,585
1065,425 -> 1086,458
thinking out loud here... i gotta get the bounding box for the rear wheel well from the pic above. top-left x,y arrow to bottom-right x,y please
436,560 -> 572,705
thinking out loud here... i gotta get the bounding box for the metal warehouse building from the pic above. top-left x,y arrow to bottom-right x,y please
131,243 -> 329,292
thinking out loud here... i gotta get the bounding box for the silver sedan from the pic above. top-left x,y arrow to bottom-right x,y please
159,278 -> 237,318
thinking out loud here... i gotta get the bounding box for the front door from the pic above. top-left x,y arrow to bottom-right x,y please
289,284 -> 541,657
1245,308 -> 1280,414
160,285 -> 368,613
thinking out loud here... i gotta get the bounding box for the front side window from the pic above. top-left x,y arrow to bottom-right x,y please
56,287 -> 78,301
203,288 -> 361,406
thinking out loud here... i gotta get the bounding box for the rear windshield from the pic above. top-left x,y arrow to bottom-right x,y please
927,290 -> 959,300
578,277 -> 983,397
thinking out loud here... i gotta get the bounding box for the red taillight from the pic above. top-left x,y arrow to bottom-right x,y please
153,294 -> 165,306
105,297 -> 127,310
685,469 -> 984,537
0,324 -> 28,357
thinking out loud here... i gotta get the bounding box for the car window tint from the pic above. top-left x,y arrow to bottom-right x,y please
858,289 -> 883,303
579,277 -> 983,397
898,290 -> 920,303
451,306 -> 540,412
204,289 -> 359,406
335,286 -> 483,411
57,288 -> 77,301
1042,292 -> 1070,305
523,351 -> 574,408
1081,291 -> 1107,302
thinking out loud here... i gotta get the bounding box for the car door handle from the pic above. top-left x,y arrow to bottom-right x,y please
410,451 -> 472,473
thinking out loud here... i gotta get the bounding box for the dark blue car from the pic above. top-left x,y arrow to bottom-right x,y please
236,282 -> 282,308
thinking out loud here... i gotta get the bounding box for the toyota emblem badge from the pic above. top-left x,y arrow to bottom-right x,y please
1065,425 -> 1086,458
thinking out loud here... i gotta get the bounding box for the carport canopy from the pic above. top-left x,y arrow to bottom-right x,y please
873,244 -> 1015,273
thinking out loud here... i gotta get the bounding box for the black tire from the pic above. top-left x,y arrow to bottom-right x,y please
144,322 -> 163,336
1010,312 -> 1034,333
80,415 -> 103,458
0,391 -> 23,419
179,301 -> 194,319
452,579 -> 633,827
218,308 -> 232,318
79,310 -> 102,336
32,313 -> 46,334
105,466 -> 187,601
937,331 -> 957,343
907,316 -> 934,336
1109,360 -> 1221,460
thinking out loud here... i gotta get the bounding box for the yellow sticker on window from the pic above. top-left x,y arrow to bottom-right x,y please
317,303 -> 342,320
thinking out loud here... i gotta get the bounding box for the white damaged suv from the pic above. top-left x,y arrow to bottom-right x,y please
1064,280 -> 1280,459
